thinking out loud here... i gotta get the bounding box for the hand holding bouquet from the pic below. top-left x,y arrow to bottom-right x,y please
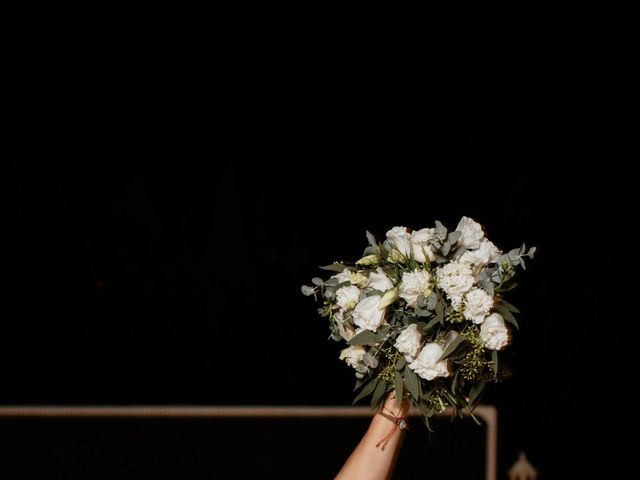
302,217 -> 535,428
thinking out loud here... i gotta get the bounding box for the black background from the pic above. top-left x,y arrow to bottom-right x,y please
4,34 -> 630,478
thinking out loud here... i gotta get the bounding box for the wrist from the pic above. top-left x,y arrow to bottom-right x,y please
382,392 -> 408,417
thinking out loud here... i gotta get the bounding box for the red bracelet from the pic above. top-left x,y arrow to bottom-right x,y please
375,402 -> 409,451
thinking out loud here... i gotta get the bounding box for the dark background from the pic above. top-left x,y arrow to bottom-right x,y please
4,38 -> 629,478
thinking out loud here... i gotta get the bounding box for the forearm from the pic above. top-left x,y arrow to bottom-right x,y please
335,395 -> 408,480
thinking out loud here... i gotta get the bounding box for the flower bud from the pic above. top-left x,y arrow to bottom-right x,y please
356,254 -> 380,266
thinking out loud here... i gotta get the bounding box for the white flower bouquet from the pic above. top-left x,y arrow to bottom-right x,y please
302,217 -> 535,428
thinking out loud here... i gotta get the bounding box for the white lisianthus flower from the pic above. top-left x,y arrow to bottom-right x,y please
349,272 -> 369,288
352,295 -> 386,332
356,254 -> 380,266
480,313 -> 510,350
368,267 -> 394,292
332,268 -> 353,285
395,323 -> 422,362
459,239 -> 502,270
386,226 -> 412,257
436,261 -> 475,298
463,288 -> 494,324
411,228 -> 437,263
456,216 -> 485,250
399,270 -> 432,307
336,285 -> 361,310
339,345 -> 366,370
409,343 -> 450,381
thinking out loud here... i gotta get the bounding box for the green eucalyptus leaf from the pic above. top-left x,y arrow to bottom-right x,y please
441,334 -> 465,360
352,379 -> 377,405
469,381 -> 486,406
349,326 -> 390,345
363,351 -> 379,369
434,254 -> 448,264
301,285 -> 316,296
415,306 -> 432,317
496,281 -> 518,293
480,280 -> 495,296
348,330 -> 378,346
491,350 -> 498,376
320,263 -> 347,272
451,370 -> 460,395
421,386 -> 434,403
371,379 -> 388,408
404,365 -> 420,400
311,277 -> 324,286
497,298 -> 520,313
447,231 -> 461,244
435,220 -> 447,240
363,246 -> 378,256
423,315 -> 440,333
395,355 -> 406,371
415,320 -> 428,330
374,325 -> 391,342
426,293 -> 437,310
417,295 -> 428,308
324,278 -> 338,287
366,230 -> 378,248
394,371 -> 404,400
435,300 -> 444,325
495,304 -> 519,329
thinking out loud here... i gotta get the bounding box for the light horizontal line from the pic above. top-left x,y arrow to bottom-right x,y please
0,405 -> 495,418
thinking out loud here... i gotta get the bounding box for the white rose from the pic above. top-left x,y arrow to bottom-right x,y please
386,226 -> 412,257
463,288 -> 494,324
394,323 -> 422,362
368,267 -> 394,292
456,216 -> 485,250
411,228 -> 437,263
352,294 -> 386,332
480,313 -> 510,350
398,270 -> 432,307
459,239 -> 502,270
339,345 -> 366,370
336,285 -> 361,310
409,343 -> 450,381
436,261 -> 475,298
